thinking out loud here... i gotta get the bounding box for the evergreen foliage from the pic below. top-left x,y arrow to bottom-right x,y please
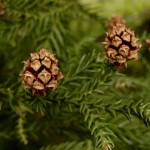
0,0 -> 150,149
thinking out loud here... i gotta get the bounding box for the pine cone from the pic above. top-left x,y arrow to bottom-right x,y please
107,15 -> 125,31
103,24 -> 141,69
146,39 -> 150,51
0,3 -> 6,16
20,49 -> 63,95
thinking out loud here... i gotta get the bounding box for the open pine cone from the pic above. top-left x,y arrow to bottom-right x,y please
20,49 -> 63,95
103,24 -> 141,69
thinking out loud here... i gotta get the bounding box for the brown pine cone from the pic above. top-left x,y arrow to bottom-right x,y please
146,39 -> 150,51
20,49 -> 63,95
103,24 -> 141,69
107,15 -> 125,31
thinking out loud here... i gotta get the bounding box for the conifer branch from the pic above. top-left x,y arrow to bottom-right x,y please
40,140 -> 95,150
104,100 -> 150,126
80,105 -> 115,150
16,115 -> 28,145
